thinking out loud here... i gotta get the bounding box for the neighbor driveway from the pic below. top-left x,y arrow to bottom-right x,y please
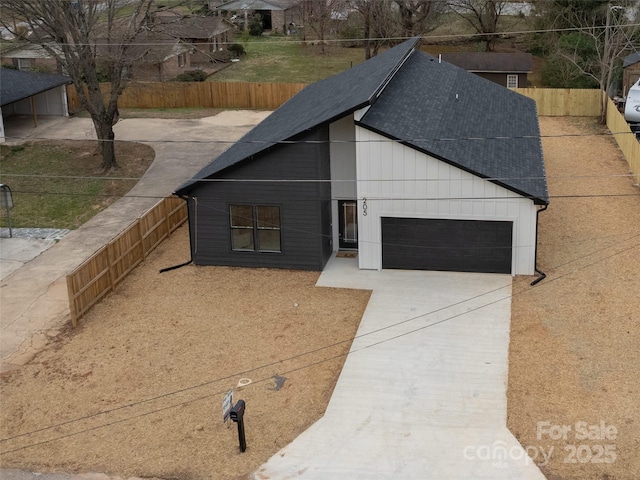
254,256 -> 547,479
0,112 -> 270,373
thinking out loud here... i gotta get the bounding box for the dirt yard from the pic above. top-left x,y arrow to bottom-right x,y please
508,117 -> 640,479
0,116 -> 638,480
0,230 -> 370,479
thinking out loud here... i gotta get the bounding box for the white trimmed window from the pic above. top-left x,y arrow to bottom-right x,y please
507,74 -> 518,89
14,58 -> 35,71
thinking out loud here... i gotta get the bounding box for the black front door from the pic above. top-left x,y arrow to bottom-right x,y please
338,200 -> 358,250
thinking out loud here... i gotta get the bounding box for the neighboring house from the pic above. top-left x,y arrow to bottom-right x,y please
125,31 -> 194,82
0,67 -> 71,142
150,13 -> 235,68
216,0 -> 301,33
623,52 -> 640,97
1,43 -> 59,73
174,38 -> 549,276
439,52 -> 533,88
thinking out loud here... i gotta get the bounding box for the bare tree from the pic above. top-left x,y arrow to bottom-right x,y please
448,0 -> 508,51
304,0 -> 346,53
1,0 -> 155,171
348,0 -> 396,59
558,2 -> 640,122
395,0 -> 445,37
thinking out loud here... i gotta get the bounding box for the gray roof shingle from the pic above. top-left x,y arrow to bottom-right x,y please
623,52 -> 640,68
175,37 -> 419,192
439,52 -> 533,73
175,39 -> 548,205
359,53 -> 548,204
0,67 -> 71,106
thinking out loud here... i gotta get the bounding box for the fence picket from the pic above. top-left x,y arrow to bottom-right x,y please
66,197 -> 188,325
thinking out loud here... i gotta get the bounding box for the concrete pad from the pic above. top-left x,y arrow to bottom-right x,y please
0,237 -> 56,280
254,255 -> 546,479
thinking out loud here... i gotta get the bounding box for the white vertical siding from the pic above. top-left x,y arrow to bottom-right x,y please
329,115 -> 357,250
355,127 -> 538,275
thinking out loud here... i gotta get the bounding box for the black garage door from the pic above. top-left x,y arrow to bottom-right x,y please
381,217 -> 513,274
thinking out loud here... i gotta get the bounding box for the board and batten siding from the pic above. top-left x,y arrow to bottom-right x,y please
185,127 -> 332,271
355,126 -> 538,275
329,114 -> 357,249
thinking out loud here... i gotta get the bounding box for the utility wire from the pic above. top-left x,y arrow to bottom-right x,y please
1,232 -> 638,455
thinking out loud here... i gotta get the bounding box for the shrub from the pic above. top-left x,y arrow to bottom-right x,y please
248,14 -> 264,36
175,70 -> 208,82
228,43 -> 246,57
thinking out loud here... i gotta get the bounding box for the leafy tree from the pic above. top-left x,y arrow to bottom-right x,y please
1,0 -> 155,171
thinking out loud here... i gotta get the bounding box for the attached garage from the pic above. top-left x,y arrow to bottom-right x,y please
175,38 -> 549,277
381,217 -> 513,274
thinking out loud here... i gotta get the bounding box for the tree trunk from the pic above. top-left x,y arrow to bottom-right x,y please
93,118 -> 117,171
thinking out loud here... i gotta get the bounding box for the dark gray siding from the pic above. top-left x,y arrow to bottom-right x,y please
185,126 -> 332,271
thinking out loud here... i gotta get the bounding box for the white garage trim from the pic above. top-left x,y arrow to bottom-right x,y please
355,127 -> 538,275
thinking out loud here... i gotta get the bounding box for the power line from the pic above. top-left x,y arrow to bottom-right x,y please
3,129 -> 638,145
1,233 -> 637,456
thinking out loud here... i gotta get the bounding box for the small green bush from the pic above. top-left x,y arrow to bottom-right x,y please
228,43 -> 246,57
248,14 -> 264,36
175,70 -> 208,82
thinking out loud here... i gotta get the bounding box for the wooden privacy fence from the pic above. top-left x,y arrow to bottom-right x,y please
67,83 -> 603,116
606,97 -> 640,183
66,196 -> 187,326
514,88 -> 602,117
67,81 -> 307,112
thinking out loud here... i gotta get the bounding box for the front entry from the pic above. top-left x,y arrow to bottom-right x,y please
338,200 -> 358,250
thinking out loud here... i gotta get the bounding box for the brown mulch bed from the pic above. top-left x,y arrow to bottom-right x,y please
0,226 -> 370,479
508,116 -> 640,480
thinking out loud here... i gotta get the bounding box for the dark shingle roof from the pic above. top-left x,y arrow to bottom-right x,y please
175,38 -> 548,205
623,52 -> 640,68
0,68 -> 71,106
440,52 -> 533,73
216,0 -> 286,11
175,37 -> 419,193
359,53 -> 548,204
153,15 -> 233,39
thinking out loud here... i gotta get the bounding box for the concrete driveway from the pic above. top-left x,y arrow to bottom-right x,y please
0,112 -> 270,373
1,114 -> 546,479
253,256 -> 547,479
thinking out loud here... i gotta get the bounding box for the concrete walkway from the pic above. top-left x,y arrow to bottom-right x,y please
253,256 -> 547,479
0,112 -> 270,373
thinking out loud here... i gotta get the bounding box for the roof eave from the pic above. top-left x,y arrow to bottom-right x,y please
355,121 -> 548,205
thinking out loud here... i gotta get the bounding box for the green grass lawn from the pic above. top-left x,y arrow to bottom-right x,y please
0,141 -> 154,229
210,36 -> 367,83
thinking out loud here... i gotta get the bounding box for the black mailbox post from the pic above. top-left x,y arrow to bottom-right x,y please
0,184 -> 13,238
230,399 -> 246,452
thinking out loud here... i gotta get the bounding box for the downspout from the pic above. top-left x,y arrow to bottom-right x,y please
160,194 -> 193,273
530,204 -> 548,286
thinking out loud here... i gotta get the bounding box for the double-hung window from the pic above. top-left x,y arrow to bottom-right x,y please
230,205 -> 281,253
507,74 -> 518,89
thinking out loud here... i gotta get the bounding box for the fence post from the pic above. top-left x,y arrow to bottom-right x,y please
66,275 -> 78,328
